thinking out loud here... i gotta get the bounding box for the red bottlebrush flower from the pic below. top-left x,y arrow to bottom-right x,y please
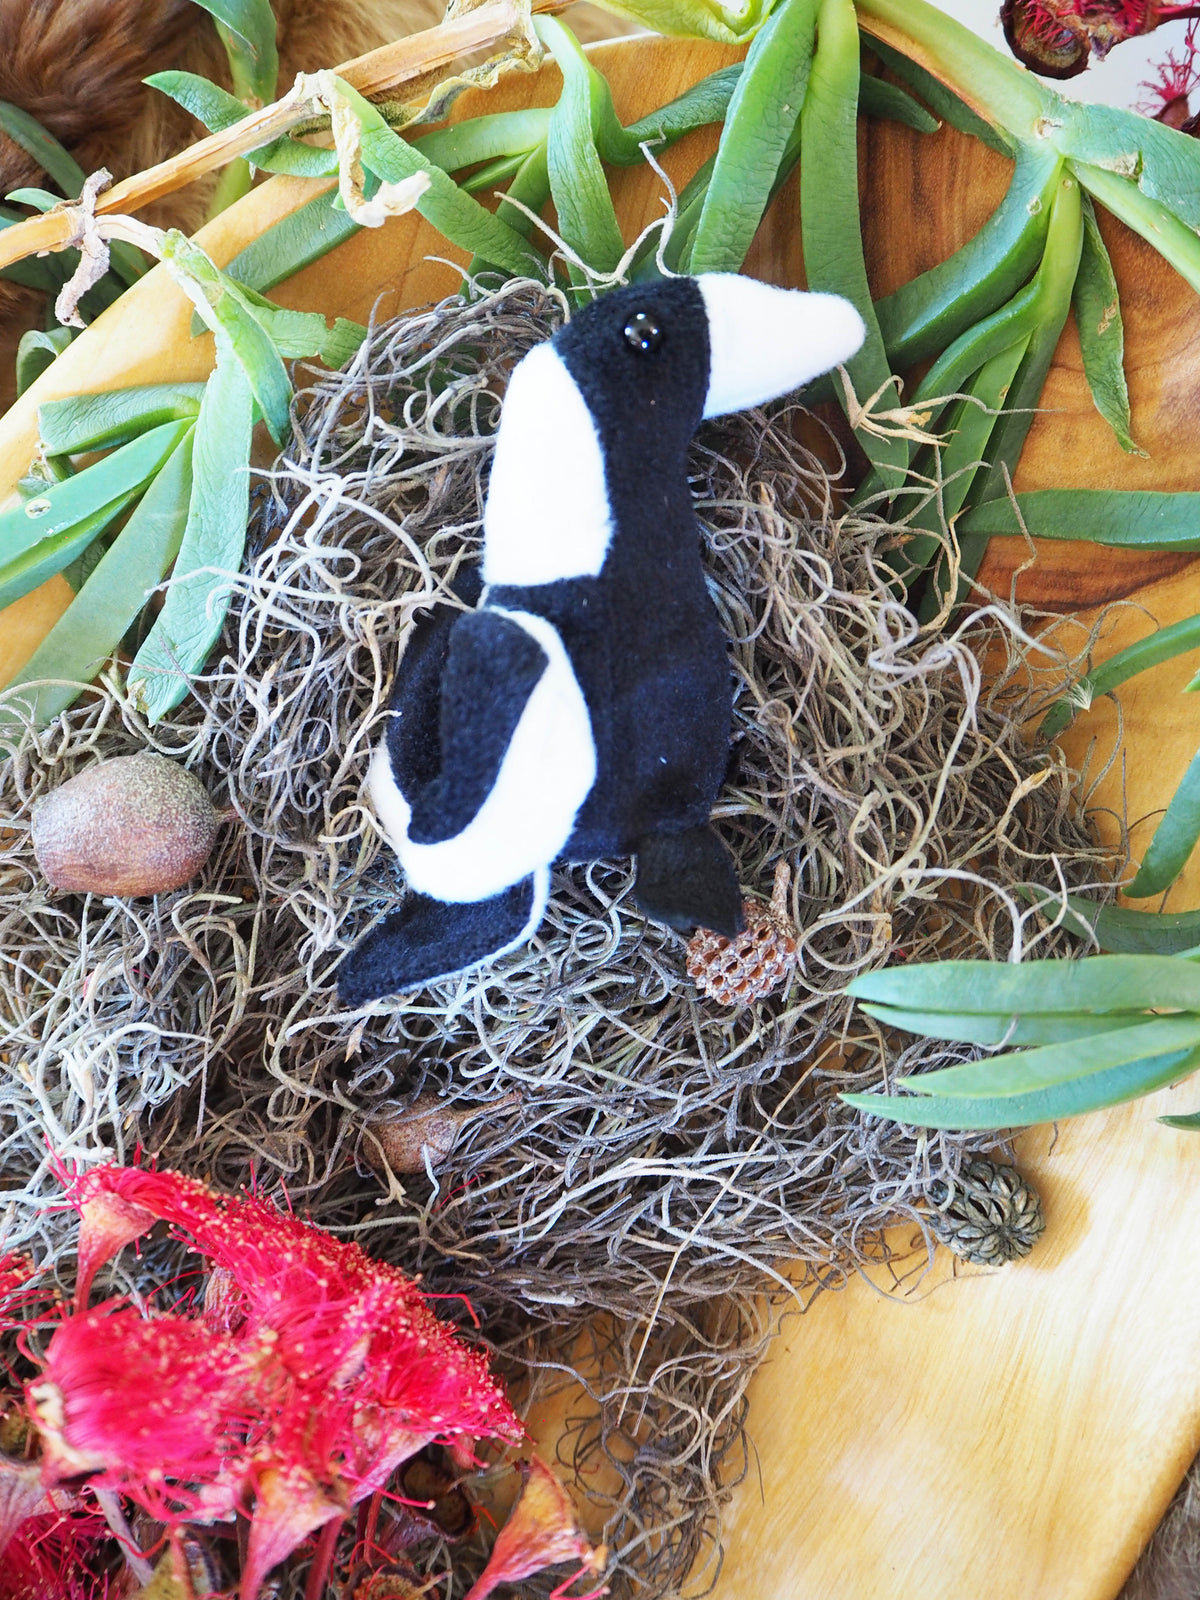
0,1506 -> 114,1600
1138,17 -> 1200,126
1001,0 -> 1200,78
37,1161 -> 525,1600
29,1303 -> 265,1518
462,1457 -> 607,1600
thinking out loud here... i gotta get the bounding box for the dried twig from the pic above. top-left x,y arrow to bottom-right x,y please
0,0 -> 557,275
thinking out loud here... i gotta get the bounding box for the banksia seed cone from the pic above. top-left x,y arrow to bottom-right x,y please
924,1157 -> 1046,1266
686,860 -> 799,1006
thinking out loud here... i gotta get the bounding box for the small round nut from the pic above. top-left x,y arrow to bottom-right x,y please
32,753 -> 219,897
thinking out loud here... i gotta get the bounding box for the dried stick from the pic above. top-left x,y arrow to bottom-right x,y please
0,0 -> 557,274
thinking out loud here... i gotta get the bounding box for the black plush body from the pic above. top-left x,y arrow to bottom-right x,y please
340,274 -> 865,1002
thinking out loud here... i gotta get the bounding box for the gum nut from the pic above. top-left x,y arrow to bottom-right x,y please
32,752 -> 220,897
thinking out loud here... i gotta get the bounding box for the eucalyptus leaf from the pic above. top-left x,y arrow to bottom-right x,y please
1039,611 -> 1200,740
894,1013 -> 1200,1098
1126,739 -> 1200,899
1020,885 -> 1200,957
0,99 -> 86,196
962,489 -> 1200,550
859,1001 -> 1146,1047
841,1042 -> 1200,1129
848,952 -> 1200,1015
128,355 -> 254,723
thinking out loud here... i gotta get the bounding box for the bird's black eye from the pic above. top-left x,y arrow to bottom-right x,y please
623,311 -> 662,353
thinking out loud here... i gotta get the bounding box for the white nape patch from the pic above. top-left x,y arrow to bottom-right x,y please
697,274 -> 866,419
482,343 -> 612,587
366,608 -> 596,904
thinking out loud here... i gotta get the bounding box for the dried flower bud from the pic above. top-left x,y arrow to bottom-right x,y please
1001,0 -> 1200,79
32,753 -> 219,897
365,1092 -> 516,1175
686,860 -> 800,1007
925,1157 -> 1046,1266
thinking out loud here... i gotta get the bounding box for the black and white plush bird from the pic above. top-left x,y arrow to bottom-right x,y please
338,274 -> 864,1003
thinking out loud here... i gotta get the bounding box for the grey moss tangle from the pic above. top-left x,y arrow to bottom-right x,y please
0,278 -> 1117,1600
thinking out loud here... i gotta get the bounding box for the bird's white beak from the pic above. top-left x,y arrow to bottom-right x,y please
697,273 -> 866,419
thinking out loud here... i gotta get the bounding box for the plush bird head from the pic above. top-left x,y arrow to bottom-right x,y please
482,275 -> 865,589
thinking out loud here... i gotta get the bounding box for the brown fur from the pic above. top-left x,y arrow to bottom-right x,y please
0,0 -> 623,411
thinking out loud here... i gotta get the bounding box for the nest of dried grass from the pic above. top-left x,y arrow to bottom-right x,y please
0,277 -> 1116,1598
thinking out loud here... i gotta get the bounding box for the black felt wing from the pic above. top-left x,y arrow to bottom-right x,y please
400,608 -> 548,845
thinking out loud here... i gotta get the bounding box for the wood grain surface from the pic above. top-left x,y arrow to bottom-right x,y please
5,33 -> 1200,1600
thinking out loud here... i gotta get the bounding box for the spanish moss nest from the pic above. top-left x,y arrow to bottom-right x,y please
0,277 -> 1118,1599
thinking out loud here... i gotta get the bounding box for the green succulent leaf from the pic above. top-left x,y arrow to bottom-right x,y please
188,0 -> 279,105
1126,740 -> 1200,899
39,385 -> 207,456
1072,192 -> 1138,454
127,352 -> 254,723
0,421 -> 192,611
687,0 -> 820,273
0,434 -> 194,739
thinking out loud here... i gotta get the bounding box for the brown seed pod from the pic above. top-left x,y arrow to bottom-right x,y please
364,1091 -> 517,1175
924,1157 -> 1046,1266
686,859 -> 800,1006
31,753 -> 219,897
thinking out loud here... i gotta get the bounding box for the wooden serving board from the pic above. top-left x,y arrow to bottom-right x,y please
5,33 -> 1200,1600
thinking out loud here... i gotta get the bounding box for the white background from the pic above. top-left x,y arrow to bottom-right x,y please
937,0 -> 1195,110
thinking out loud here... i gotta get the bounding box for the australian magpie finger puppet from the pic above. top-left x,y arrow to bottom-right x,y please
338,273 -> 865,1004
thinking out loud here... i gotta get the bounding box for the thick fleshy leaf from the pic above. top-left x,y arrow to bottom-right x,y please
0,100 -> 86,196
0,435 -> 193,741
687,0 -> 819,273
875,144 -> 1059,371
800,0 -> 906,492
536,16 -> 625,275
189,0 -> 278,104
38,385 -> 205,456
1073,192 -> 1137,454
0,420 -> 190,611
127,354 -> 254,723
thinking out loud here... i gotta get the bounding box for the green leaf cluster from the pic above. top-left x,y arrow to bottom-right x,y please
842,956 -> 1200,1131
